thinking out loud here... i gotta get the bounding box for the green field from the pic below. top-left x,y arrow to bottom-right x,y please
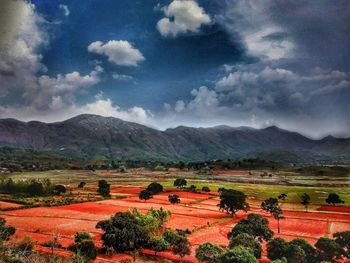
2,169 -> 349,205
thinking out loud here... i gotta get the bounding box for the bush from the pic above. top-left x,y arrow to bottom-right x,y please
148,236 -> 170,255
0,217 -> 16,241
146,182 -> 163,194
54,184 -> 66,195
267,238 -> 288,261
168,194 -> 180,204
229,233 -> 262,258
139,190 -> 153,201
220,246 -> 258,263
196,242 -> 225,263
202,186 -> 210,192
97,180 -> 110,197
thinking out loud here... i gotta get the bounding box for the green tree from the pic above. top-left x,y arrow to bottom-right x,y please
0,218 -> 16,241
261,198 -> 284,233
220,246 -> 258,263
202,186 -> 210,192
74,232 -> 92,243
285,244 -> 306,263
171,235 -> 191,263
289,238 -> 317,263
267,238 -> 288,261
96,211 -> 149,252
148,236 -> 169,256
315,237 -> 344,262
97,180 -> 110,197
168,194 -> 181,204
300,193 -> 311,211
54,184 -> 66,195
218,189 -> 249,216
139,190 -> 153,201
27,181 -> 44,196
229,233 -> 262,258
196,242 -> 225,263
132,208 -> 170,235
326,193 -> 344,205
333,231 -> 350,258
163,230 -> 184,246
174,178 -> 187,188
146,182 -> 163,194
70,233 -> 98,262
228,213 -> 273,242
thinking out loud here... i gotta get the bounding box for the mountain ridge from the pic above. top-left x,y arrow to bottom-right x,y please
0,114 -> 349,163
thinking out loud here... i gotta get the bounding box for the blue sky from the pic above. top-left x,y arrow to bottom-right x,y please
0,0 -> 349,138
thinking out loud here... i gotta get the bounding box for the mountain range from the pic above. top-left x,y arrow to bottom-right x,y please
0,114 -> 349,163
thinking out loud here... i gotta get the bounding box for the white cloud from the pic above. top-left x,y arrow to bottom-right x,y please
59,4 -> 70,16
112,73 -> 133,81
156,0 -> 211,37
88,40 -> 145,66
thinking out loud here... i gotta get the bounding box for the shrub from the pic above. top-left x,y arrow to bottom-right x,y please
146,182 -> 163,194
220,246 -> 258,263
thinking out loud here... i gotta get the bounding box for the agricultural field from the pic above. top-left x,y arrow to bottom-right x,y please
0,168 -> 349,262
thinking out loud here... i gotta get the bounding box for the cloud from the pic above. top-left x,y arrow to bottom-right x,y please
59,4 -> 70,16
157,0 -> 211,37
88,40 -> 145,66
0,0 -> 49,98
0,1 -> 151,126
112,73 -> 133,81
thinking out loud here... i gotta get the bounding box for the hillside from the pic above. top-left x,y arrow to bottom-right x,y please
0,114 -> 349,163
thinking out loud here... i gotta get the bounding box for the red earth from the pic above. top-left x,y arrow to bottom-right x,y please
1,185 -> 350,262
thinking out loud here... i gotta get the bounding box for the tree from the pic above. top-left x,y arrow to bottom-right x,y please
285,244 -> 306,263
148,236 -> 169,256
196,242 -> 225,263
218,189 -> 249,216
174,178 -> 187,188
132,207 -> 170,235
70,233 -> 98,261
278,194 -> 287,201
27,181 -> 44,196
267,238 -> 287,261
289,238 -> 317,263
300,193 -> 310,211
146,182 -> 163,194
171,235 -> 191,263
74,232 -> 92,243
0,217 -> 16,241
261,198 -> 284,233
189,185 -> 197,192
220,246 -> 258,263
229,233 -> 262,258
139,190 -> 153,201
315,237 -> 344,262
228,213 -> 273,242
78,182 -> 86,188
96,211 -> 149,252
326,193 -> 344,205
333,231 -> 350,258
54,184 -> 66,195
97,180 -> 110,197
202,186 -> 210,192
168,194 -> 180,204
163,230 -> 184,246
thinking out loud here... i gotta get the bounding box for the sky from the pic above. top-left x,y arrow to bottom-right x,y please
0,0 -> 349,138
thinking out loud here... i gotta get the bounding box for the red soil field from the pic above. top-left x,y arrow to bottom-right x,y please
2,188 -> 350,263
318,205 -> 350,213
0,201 -> 22,210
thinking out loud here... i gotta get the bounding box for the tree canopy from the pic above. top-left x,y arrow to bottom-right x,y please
228,213 -> 273,242
96,211 -> 149,252
218,189 -> 249,216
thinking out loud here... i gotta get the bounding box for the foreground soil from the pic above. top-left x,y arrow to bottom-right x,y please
2,185 -> 350,262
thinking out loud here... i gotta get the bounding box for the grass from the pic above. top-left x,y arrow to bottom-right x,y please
4,170 -> 350,205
